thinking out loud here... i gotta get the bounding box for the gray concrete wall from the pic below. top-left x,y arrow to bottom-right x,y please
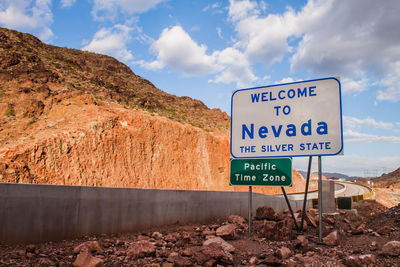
0,183 -> 309,244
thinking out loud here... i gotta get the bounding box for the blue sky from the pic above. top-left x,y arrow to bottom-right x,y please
1,0 -> 399,177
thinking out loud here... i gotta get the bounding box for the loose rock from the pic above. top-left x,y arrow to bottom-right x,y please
323,231 -> 339,246
383,240 -> 400,256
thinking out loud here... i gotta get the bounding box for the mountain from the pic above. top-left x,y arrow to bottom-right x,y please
372,168 -> 400,189
0,27 -> 307,194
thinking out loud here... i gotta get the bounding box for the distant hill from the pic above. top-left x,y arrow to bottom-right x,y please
298,170 -> 361,181
372,168 -> 400,189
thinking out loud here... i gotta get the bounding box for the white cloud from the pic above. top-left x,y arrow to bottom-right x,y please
203,2 -> 221,13
377,63 -> 400,102
0,0 -> 54,41
209,47 -> 257,87
144,26 -> 257,86
343,116 -> 393,131
82,24 -> 134,62
91,0 -> 167,21
343,130 -> 400,143
228,0 -> 259,22
341,77 -> 368,95
290,0 -> 400,102
216,27 -> 222,39
60,0 -> 76,8
224,0 -> 400,103
275,77 -> 295,84
234,8 -> 296,64
145,26 -> 221,76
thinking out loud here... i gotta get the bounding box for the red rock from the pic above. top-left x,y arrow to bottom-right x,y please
161,263 -> 173,267
383,240 -> 400,256
126,240 -> 156,260
202,230 -> 215,236
167,252 -> 179,263
182,249 -> 192,257
359,254 -> 377,265
192,243 -> 233,265
278,246 -> 292,259
351,223 -> 366,235
74,241 -> 103,254
151,232 -> 163,240
38,258 -> 55,267
263,220 -> 277,234
377,225 -> 391,235
26,252 -> 35,258
73,248 -> 104,267
344,255 -> 359,266
323,231 -> 339,246
296,235 -> 308,248
256,206 -> 276,220
370,241 -> 377,251
249,256 -> 258,265
17,250 -> 25,256
203,259 -> 216,267
228,215 -> 246,226
173,255 -> 193,267
258,255 -> 282,266
26,244 -> 36,253
305,212 -> 317,228
216,224 -> 237,240
203,237 -> 235,253
265,217 -> 295,241
345,254 -> 376,267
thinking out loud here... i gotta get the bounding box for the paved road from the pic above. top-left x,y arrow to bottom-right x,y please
335,182 -> 371,197
279,182 -> 371,200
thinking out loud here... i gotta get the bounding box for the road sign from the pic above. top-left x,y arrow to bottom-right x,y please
231,77 -> 343,158
230,158 -> 292,186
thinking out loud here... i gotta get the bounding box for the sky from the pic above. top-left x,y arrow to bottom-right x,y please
0,0 -> 399,177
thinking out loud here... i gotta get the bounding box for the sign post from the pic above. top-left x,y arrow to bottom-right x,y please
230,77 -> 343,241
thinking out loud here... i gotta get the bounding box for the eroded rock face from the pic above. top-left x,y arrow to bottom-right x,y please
0,28 -> 310,194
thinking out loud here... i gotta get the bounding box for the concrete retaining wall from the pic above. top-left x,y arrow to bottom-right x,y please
0,183 -> 308,244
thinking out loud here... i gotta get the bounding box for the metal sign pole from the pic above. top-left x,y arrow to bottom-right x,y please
318,156 -> 323,243
300,156 -> 312,231
248,186 -> 252,239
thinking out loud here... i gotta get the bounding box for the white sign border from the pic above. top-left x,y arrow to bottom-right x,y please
230,77 -> 344,159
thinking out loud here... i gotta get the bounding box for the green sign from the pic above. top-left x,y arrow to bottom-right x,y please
230,158 -> 292,186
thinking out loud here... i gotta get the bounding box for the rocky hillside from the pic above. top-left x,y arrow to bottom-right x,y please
0,27 -> 306,194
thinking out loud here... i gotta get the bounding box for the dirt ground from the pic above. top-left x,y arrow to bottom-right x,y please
1,190 -> 400,267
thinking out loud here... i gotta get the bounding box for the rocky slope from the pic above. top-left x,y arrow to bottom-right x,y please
0,27 -> 307,194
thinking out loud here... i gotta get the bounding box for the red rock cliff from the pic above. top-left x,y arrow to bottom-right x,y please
0,28 -> 308,194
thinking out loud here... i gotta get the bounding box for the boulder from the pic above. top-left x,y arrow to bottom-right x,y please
256,206 -> 276,220
216,224 -> 237,240
265,217 -> 295,241
228,215 -> 246,227
73,248 -> 104,267
383,240 -> 400,256
278,246 -> 292,259
323,231 -> 339,246
74,241 -> 103,254
173,255 -> 193,267
203,237 -> 235,253
192,243 -> 233,265
344,254 -> 376,267
126,240 -> 156,260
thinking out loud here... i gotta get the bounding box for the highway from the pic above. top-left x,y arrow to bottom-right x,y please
279,181 -> 371,200
335,182 -> 371,197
